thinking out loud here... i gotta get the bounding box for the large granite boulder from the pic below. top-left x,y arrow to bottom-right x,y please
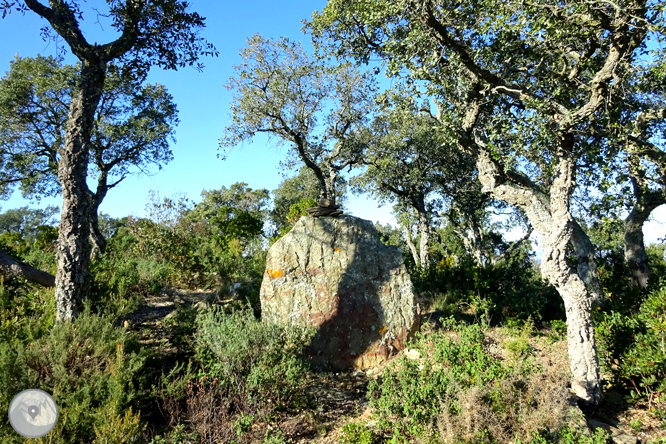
260,215 -> 419,370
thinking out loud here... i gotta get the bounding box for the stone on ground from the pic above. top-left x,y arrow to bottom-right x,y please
260,215 -> 418,370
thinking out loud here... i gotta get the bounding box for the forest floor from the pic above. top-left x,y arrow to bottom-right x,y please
121,289 -> 666,444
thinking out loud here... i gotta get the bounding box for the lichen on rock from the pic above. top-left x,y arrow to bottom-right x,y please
260,214 -> 419,370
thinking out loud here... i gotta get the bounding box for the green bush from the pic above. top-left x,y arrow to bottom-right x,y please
368,318 -> 578,443
0,278 -> 55,343
0,310 -> 149,444
157,308 -> 314,442
413,256 -> 563,325
517,428 -> 610,444
194,307 -> 313,409
339,421 -> 378,444
595,284 -> 666,404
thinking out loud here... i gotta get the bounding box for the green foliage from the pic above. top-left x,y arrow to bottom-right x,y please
0,207 -> 58,274
516,428 -> 610,444
0,310 -> 148,444
339,421 -> 378,444
368,318 -> 575,443
270,167 -> 331,235
414,254 -> 562,324
0,205 -> 59,243
221,34 -> 375,204
194,307 -> 314,409
287,198 -> 317,225
156,308 -> 314,440
261,429 -> 287,444
272,197 -> 317,239
0,56 -> 178,201
595,284 -> 666,404
504,318 -> 535,360
0,278 -> 55,344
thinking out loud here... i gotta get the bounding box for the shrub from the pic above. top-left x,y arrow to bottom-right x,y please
194,307 -> 313,409
157,308 -> 314,442
0,278 -> 55,343
368,318 -> 578,443
595,284 -> 666,404
0,310 -> 149,444
412,257 -> 563,325
339,421 -> 378,444
516,428 -> 610,444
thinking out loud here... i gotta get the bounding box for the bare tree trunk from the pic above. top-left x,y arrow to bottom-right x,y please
323,172 -> 338,206
540,203 -> 602,406
0,248 -> 55,287
55,60 -> 107,321
623,110 -> 666,289
471,223 -> 485,267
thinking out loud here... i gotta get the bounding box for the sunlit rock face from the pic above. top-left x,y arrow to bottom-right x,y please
260,215 -> 418,370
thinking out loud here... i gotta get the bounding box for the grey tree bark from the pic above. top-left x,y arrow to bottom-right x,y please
416,204 -> 431,267
22,0 -> 140,320
54,59 -> 106,320
404,225 -> 420,266
0,248 -> 56,287
623,109 -> 666,288
624,196 -> 660,289
456,91 -> 603,404
475,148 -> 603,405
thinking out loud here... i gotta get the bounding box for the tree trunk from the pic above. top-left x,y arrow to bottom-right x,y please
0,248 -> 56,287
417,210 -> 430,267
55,59 -> 107,321
540,217 -> 602,407
404,225 -> 420,266
89,215 -> 107,259
323,170 -> 338,206
571,223 -> 604,305
624,193 -> 662,289
89,173 -> 110,259
475,149 -> 602,405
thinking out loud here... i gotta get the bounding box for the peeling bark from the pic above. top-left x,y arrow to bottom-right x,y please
0,248 -> 55,287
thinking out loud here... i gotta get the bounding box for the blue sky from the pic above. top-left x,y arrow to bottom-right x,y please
0,1 -> 664,247
0,0 -> 397,225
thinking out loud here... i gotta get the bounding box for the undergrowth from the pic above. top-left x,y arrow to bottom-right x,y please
368,318 -> 582,444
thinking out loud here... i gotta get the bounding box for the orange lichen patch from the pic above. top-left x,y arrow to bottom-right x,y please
379,325 -> 387,334
266,269 -> 283,278
334,248 -> 341,253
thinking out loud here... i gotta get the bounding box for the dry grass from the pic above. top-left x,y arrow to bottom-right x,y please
435,362 -> 580,444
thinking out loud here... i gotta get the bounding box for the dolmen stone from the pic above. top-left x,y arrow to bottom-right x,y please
260,214 -> 419,370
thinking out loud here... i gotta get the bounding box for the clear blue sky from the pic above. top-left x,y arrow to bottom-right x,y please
0,1 -> 664,246
0,0 -> 396,225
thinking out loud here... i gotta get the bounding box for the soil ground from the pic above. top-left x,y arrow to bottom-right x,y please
122,289 -> 666,444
